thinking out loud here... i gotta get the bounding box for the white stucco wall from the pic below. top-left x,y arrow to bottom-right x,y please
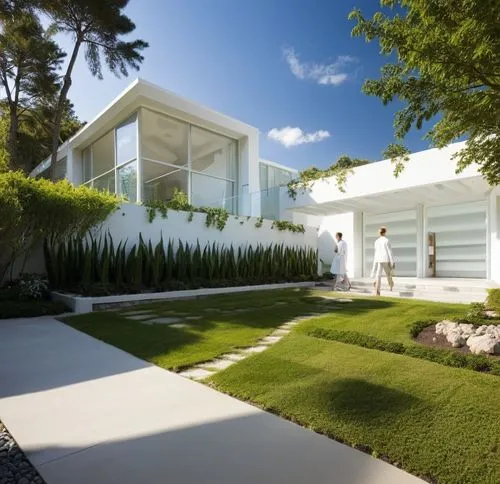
96,203 -> 318,253
316,213 -> 357,275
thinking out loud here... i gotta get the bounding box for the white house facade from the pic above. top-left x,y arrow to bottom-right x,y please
31,78 -> 294,220
31,79 -> 500,283
281,142 -> 500,283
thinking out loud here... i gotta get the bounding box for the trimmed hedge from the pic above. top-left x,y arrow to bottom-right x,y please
307,327 -> 500,375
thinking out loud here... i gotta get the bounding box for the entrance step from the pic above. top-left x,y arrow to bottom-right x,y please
343,278 -> 498,304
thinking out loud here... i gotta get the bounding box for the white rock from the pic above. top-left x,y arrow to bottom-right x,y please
446,330 -> 466,348
467,334 -> 500,355
435,322 -> 446,335
476,325 -> 488,335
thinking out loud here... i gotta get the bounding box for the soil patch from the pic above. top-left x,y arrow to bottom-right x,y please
415,325 -> 500,358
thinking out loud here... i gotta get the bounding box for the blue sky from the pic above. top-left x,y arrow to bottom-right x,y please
54,0 -> 432,171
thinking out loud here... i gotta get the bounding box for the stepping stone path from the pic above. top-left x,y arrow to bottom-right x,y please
142,317 -> 183,325
126,314 -> 155,321
178,315 -> 315,381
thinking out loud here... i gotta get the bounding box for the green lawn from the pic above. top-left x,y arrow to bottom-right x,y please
63,290 -> 467,370
211,334 -> 500,483
63,289 -> 500,482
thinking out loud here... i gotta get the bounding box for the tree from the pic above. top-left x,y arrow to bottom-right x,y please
0,8 -> 64,170
39,0 -> 148,178
349,0 -> 500,185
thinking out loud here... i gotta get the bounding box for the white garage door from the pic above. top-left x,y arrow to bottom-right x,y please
364,210 -> 418,277
426,201 -> 487,278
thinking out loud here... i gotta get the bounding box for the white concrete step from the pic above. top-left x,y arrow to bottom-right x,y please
348,286 -> 484,304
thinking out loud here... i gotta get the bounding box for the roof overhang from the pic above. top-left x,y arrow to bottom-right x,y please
283,142 -> 491,216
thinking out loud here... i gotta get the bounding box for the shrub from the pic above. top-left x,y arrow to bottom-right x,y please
0,171 -> 119,281
307,327 -> 500,375
0,300 -> 68,319
44,232 -> 319,295
486,289 -> 500,313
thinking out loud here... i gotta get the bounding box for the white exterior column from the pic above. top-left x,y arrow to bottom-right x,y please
353,212 -> 363,278
489,187 -> 500,283
416,204 -> 425,278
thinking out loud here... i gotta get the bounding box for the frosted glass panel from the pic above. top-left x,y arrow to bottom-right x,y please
364,210 -> 417,276
427,201 -> 486,278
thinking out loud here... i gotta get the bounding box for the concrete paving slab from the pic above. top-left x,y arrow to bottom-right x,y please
198,359 -> 235,371
142,317 -> 182,325
126,314 -> 155,320
0,316 -> 425,484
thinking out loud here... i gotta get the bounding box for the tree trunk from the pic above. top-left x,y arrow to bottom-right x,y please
7,106 -> 19,171
49,38 -> 82,180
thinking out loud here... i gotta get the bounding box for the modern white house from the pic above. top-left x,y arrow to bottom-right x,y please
281,142 -> 500,284
31,78 -> 295,221
31,78 -> 500,285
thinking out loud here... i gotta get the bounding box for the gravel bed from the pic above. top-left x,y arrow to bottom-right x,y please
0,420 -> 45,484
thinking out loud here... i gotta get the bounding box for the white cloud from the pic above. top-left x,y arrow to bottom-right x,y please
283,47 -> 357,86
268,127 -> 331,148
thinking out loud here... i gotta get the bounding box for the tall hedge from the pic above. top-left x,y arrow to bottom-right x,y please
0,171 -> 119,281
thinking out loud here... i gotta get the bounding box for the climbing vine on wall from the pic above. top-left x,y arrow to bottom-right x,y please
271,220 -> 305,233
144,189 -> 299,233
287,155 -> 371,200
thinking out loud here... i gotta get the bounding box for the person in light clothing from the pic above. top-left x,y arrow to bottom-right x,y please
371,226 -> 395,295
331,232 -> 351,291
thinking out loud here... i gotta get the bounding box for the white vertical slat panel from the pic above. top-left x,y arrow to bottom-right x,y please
427,201 -> 486,278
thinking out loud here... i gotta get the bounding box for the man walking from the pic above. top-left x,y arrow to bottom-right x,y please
371,226 -> 395,296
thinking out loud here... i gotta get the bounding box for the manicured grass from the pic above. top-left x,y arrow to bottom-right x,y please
62,289 -> 327,370
211,334 -> 500,484
295,294 -> 467,343
63,290 -> 467,371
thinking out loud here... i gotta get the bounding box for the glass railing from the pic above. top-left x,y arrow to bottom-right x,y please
201,186 -> 285,220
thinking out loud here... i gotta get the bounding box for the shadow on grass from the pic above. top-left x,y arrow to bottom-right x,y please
323,378 -> 421,422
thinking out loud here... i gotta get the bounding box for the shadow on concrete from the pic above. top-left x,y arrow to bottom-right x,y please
29,412 -> 421,484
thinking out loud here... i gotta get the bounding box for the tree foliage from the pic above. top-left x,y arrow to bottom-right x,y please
39,0 -> 148,176
349,0 -> 500,185
0,7 -> 64,170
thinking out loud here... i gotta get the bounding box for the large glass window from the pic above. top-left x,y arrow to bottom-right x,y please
91,131 -> 114,178
118,161 -> 137,202
141,109 -> 189,166
80,108 -> 239,210
142,160 -> 188,202
191,126 -> 237,180
116,115 -> 137,166
82,148 -> 92,182
191,173 -> 235,212
140,108 -> 238,212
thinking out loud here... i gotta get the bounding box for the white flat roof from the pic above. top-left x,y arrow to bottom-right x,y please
284,141 -> 490,215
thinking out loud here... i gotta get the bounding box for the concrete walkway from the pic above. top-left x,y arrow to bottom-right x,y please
0,317 -> 424,484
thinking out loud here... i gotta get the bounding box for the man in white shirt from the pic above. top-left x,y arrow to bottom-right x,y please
371,226 -> 395,296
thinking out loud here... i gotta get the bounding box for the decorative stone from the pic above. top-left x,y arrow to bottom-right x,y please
446,331 -> 466,348
467,334 -> 500,355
